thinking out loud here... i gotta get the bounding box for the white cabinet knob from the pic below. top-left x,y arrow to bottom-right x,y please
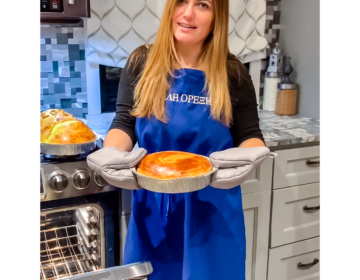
69,0 -> 76,4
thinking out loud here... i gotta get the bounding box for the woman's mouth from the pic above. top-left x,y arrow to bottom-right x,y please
178,23 -> 197,29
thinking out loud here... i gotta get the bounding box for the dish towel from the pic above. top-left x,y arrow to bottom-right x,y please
85,0 -> 268,67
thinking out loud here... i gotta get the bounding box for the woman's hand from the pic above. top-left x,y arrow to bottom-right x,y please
87,147 -> 147,190
209,146 -> 272,189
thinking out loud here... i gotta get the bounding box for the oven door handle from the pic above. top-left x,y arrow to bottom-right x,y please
61,262 -> 153,280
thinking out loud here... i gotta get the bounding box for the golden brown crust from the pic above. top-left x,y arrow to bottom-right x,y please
40,109 -> 76,130
137,151 -> 212,179
41,119 -> 96,144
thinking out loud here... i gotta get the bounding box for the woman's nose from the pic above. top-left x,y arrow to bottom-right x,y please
182,4 -> 195,20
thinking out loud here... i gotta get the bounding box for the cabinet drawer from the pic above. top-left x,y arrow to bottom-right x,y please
271,183 -> 319,247
241,156 -> 273,194
268,237 -> 320,280
273,146 -> 319,189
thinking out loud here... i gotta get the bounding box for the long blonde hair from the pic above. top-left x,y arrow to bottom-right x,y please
131,0 -> 234,126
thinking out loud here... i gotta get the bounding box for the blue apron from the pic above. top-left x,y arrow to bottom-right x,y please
124,69 -> 246,280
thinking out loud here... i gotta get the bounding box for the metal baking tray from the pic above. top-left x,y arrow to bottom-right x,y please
130,155 -> 218,194
40,132 -> 101,156
60,262 -> 153,280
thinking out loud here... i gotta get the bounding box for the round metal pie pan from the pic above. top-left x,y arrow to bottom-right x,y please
130,156 -> 218,194
40,132 -> 100,156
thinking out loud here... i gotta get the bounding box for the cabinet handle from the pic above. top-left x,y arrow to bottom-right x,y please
303,205 -> 320,210
298,258 -> 319,267
306,159 -> 320,165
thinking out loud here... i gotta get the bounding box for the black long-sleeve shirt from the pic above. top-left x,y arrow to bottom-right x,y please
109,45 -> 265,148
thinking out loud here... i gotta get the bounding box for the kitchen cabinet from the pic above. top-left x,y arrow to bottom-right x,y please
241,156 -> 273,195
267,145 -> 320,280
243,191 -> 271,280
267,237 -> 320,280
273,146 -> 320,189
271,182 -> 320,247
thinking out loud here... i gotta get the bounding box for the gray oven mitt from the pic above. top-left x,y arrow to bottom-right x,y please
87,147 -> 147,190
209,147 -> 275,189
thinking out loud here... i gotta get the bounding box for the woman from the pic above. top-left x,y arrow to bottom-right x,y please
87,0 -> 270,279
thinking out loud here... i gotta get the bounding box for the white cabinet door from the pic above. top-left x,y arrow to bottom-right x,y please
268,237 -> 320,280
270,183 -> 320,247
241,156 -> 273,195
273,146 -> 320,189
242,191 -> 271,280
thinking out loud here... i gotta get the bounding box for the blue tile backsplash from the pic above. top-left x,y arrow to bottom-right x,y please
40,22 -> 88,118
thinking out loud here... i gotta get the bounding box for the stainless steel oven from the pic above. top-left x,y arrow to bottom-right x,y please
40,143 -> 153,280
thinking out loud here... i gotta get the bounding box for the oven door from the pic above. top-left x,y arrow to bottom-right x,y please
41,190 -> 122,279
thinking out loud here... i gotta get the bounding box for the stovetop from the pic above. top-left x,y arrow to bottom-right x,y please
40,142 -> 116,202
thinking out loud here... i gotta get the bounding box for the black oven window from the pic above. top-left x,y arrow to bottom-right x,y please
99,65 -> 123,113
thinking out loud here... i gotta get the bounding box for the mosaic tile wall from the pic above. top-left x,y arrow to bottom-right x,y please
259,0 -> 282,109
40,21 -> 88,119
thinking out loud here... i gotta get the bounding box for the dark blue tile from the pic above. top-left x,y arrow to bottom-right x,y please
69,44 -> 79,51
61,99 -> 72,108
71,94 -> 77,98
54,72 -> 59,78
70,72 -> 81,78
69,61 -> 75,66
71,88 -> 77,94
70,66 -> 75,71
68,33 -> 73,39
71,98 -> 77,103
69,53 -> 80,61
54,83 -> 65,93
41,72 -> 47,78
41,100 -> 44,105
53,61 -> 58,72
45,38 -> 51,44
43,88 -> 49,94
50,104 -> 55,109
80,50 -> 85,60
40,55 -> 46,61
56,33 -> 68,44
82,113 -> 87,119
76,88 -> 81,92
59,77 -> 70,83
82,103 -> 88,108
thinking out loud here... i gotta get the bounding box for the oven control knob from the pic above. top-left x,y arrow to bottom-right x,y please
73,170 -> 91,189
94,173 -> 108,188
49,171 -> 68,193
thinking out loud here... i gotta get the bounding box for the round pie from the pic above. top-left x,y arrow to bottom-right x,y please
41,119 -> 96,144
41,109 -> 76,130
137,151 -> 213,179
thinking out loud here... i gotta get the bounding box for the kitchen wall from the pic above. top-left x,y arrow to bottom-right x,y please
279,0 -> 320,120
260,0 -> 282,108
40,21 -> 88,118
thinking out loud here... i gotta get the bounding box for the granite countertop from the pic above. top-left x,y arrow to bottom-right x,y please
88,110 -> 320,149
258,110 -> 320,148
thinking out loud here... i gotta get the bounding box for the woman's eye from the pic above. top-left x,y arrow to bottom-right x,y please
177,0 -> 187,5
198,3 -> 209,9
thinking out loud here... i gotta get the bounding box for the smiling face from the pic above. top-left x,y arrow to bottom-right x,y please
172,0 -> 214,46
